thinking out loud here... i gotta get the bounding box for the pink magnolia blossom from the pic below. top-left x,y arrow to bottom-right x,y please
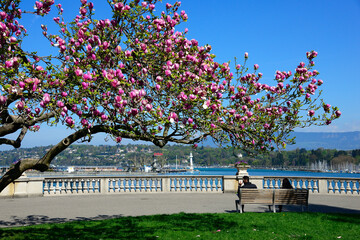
42,93 -> 50,104
15,101 -> 25,111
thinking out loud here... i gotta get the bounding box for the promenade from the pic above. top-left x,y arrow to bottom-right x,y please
1,193 -> 360,228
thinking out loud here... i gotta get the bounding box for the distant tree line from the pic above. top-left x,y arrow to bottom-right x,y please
1,145 -> 359,169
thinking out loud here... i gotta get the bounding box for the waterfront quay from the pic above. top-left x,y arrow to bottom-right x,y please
1,174 -> 359,227
1,192 -> 360,228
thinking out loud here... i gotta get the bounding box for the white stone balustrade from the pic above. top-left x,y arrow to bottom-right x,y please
263,177 -> 360,195
1,175 -> 359,197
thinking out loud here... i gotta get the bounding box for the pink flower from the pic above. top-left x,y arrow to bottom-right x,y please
244,52 -> 248,58
116,137 -> 122,143
323,104 -> 331,112
145,104 -> 152,111
165,70 -> 171,76
75,69 -> 83,76
335,110 -> 341,117
65,117 -> 74,126
82,82 -> 89,89
254,64 -> 259,70
168,112 -> 178,123
57,101 -> 64,108
43,93 -> 50,104
15,101 -> 25,111
308,110 -> 315,117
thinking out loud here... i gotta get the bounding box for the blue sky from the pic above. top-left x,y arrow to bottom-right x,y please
3,0 -> 359,149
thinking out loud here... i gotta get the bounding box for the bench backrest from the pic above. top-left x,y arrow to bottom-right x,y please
274,189 -> 309,206
239,189 -> 274,204
239,188 -> 309,206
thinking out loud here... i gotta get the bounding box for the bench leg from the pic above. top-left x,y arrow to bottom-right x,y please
273,203 -> 276,213
235,200 -> 239,213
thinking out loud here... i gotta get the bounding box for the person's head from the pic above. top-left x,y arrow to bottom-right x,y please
282,178 -> 292,188
242,176 -> 250,183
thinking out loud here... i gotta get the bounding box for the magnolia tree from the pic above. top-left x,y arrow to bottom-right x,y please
0,0 -> 340,192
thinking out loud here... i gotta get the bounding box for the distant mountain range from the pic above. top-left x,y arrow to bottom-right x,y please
200,131 -> 360,150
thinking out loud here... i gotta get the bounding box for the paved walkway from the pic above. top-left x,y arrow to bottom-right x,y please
1,193 -> 360,228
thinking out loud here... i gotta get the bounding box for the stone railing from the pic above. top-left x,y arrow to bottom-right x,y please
263,176 -> 360,194
1,175 -> 359,198
42,176 -> 223,195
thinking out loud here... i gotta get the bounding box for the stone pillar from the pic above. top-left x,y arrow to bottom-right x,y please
100,178 -> 109,194
162,177 -> 170,192
318,179 -> 328,194
223,176 -> 238,193
25,177 -> 44,197
251,176 -> 264,190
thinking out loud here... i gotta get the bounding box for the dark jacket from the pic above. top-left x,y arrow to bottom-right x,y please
237,182 -> 257,196
241,182 -> 257,189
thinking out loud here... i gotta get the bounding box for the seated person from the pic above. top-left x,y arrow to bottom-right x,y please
278,178 -> 293,212
236,176 -> 257,212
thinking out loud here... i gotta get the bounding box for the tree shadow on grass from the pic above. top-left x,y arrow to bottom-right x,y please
0,213 -> 239,240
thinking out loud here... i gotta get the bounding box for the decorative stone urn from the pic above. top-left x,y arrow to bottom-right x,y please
235,164 -> 250,177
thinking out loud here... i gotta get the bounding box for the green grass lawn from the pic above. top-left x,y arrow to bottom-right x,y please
1,212 -> 359,240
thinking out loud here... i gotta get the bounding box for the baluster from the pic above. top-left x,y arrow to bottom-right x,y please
123,178 -> 129,192
196,178 -> 201,192
268,179 -> 274,189
274,179 -> 279,189
334,180 -> 340,194
179,178 -> 185,192
128,178 -> 134,192
340,180 -> 345,194
135,179 -> 140,192
108,179 -> 113,192
346,180 -> 352,194
217,178 -> 222,192
185,178 -> 190,191
59,180 -> 64,194
49,180 -> 55,194
93,179 -> 99,193
211,178 -> 216,191
67,179 -> 73,193
206,178 -> 211,192
43,180 -> 49,195
201,178 -> 206,192
73,179 -> 78,193
263,179 -> 269,189
327,180 -> 333,193
313,180 -> 319,193
145,178 -> 150,192
113,178 -> 119,192
62,180 -> 67,194
191,178 -> 196,192
86,179 -> 90,193
117,178 -> 123,192
175,178 -> 180,192
352,180 -> 358,194
53,180 -> 59,194
80,179 -> 84,193
156,178 -> 161,192
151,178 -> 157,192
139,178 -> 145,192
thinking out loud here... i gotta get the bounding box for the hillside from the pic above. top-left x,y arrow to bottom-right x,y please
200,131 -> 360,150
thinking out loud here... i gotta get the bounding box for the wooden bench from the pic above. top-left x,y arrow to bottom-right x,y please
235,189 -> 309,213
